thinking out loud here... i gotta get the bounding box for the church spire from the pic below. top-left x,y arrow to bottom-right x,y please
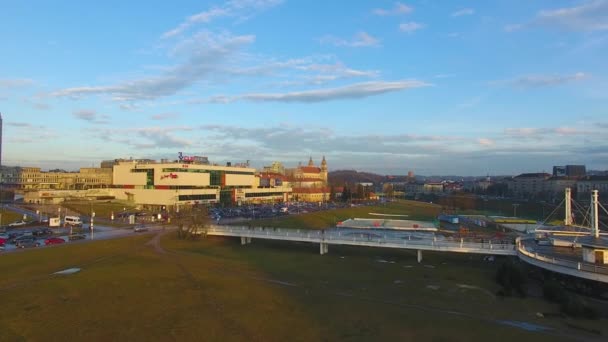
308,156 -> 314,166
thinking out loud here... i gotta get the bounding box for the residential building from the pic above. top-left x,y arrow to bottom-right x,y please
507,173 -> 551,198
576,176 -> 608,200
553,165 -> 586,177
0,166 -> 112,190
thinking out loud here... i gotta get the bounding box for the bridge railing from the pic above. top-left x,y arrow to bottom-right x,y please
207,226 -> 515,252
516,237 -> 608,276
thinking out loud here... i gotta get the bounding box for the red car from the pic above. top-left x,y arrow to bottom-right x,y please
0,238 -> 6,246
45,237 -> 65,246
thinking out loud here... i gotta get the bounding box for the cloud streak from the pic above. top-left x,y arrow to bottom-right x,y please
373,2 -> 413,16
506,0 -> 608,32
162,0 -> 283,38
399,22 -> 425,33
497,72 -> 589,88
452,8 -> 474,17
320,32 -> 380,47
0,78 -> 34,89
50,33 -> 255,101
201,80 -> 430,103
73,109 -> 111,125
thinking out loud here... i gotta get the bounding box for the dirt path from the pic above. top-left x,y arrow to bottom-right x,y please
144,229 -> 171,254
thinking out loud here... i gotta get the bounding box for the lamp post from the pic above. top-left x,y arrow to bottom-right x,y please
512,203 -> 520,217
90,211 -> 95,232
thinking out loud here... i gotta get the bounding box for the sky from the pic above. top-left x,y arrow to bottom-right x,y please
0,0 -> 607,176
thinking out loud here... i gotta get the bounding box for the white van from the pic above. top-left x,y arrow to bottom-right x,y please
64,216 -> 83,227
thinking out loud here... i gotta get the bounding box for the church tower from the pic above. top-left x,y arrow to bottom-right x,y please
308,156 -> 314,167
320,156 -> 328,184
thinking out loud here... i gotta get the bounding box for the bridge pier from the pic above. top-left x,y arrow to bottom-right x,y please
417,250 -> 423,263
241,237 -> 252,245
320,242 -> 329,255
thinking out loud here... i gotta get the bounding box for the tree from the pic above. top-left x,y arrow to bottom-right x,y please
341,184 -> 351,202
356,184 -> 365,199
329,185 -> 336,202
383,183 -> 394,199
175,205 -> 210,240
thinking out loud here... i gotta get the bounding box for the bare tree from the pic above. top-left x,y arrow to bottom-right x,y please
175,205 -> 210,240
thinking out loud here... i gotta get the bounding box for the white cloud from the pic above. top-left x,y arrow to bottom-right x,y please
73,109 -> 96,121
50,33 -> 255,101
320,31 -> 380,47
151,113 -> 179,120
399,22 -> 425,33
452,8 -> 474,17
506,0 -> 608,32
73,109 -> 111,125
0,78 -> 34,89
162,0 -> 283,38
210,80 -> 429,103
373,2 -> 413,16
500,72 -> 589,88
477,138 -> 495,147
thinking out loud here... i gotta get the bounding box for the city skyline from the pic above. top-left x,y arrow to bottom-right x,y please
1,0 -> 607,175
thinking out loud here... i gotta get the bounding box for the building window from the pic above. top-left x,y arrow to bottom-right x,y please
178,194 -> 217,201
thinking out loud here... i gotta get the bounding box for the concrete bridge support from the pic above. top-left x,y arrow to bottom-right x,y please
417,250 -> 423,263
320,242 -> 329,255
241,237 -> 252,245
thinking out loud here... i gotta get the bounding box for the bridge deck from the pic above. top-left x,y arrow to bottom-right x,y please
206,226 -> 516,256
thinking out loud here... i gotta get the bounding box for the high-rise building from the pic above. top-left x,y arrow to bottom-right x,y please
553,165 -> 586,177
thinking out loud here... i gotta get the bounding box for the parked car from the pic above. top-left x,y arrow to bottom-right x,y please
8,220 -> 27,227
33,228 -> 53,237
133,225 -> 148,233
16,239 -> 40,248
10,235 -> 34,245
45,237 -> 65,245
0,237 -> 6,246
68,234 -> 86,241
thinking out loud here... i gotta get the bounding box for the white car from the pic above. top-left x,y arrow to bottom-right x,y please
8,220 -> 27,227
134,225 -> 148,232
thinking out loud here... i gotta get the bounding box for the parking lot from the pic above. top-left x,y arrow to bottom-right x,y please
0,223 -> 160,254
209,201 -> 381,222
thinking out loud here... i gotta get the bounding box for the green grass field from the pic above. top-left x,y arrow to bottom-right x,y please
1,231 -> 606,341
235,200 -> 442,229
0,209 -> 24,225
62,200 -> 137,219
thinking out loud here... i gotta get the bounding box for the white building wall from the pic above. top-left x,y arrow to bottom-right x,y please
225,174 -> 254,186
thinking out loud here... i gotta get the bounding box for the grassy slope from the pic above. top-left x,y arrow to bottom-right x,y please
1,232 -> 606,341
62,200 -> 137,219
235,200 -> 442,229
0,209 -> 24,225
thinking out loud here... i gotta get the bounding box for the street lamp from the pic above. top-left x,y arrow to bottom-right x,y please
90,211 -> 95,232
512,203 -> 520,217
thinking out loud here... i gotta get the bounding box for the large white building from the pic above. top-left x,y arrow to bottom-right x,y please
111,160 -> 292,208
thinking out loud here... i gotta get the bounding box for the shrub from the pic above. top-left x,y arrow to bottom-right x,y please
495,260 -> 527,297
543,279 -> 568,303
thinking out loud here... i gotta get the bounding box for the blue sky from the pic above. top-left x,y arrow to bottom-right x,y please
1,0 -> 607,176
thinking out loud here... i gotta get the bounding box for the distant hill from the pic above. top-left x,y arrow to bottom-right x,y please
328,170 -> 386,186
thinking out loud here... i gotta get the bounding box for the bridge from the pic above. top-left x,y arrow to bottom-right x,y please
206,225 -> 516,262
205,225 -> 608,283
516,237 -> 608,283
